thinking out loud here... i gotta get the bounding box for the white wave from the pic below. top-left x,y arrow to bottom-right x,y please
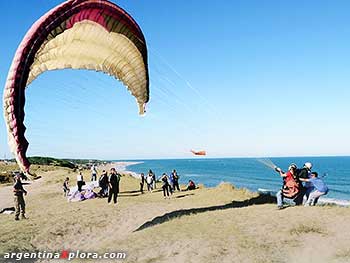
183,173 -> 202,177
108,161 -> 144,172
318,197 -> 350,207
257,188 -> 350,207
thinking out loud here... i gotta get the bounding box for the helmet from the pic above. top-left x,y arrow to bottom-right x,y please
288,163 -> 297,170
304,162 -> 312,170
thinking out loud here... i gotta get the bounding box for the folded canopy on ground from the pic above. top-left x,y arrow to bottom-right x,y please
3,0 -> 149,173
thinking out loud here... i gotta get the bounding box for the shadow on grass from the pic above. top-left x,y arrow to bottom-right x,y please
119,193 -> 143,197
134,194 -> 276,232
119,190 -> 141,194
175,193 -> 195,199
119,188 -> 163,197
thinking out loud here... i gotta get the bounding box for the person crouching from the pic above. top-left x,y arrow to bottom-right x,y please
63,177 -> 70,197
300,172 -> 329,206
275,164 -> 301,209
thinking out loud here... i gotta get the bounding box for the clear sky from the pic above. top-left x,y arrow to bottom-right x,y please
1,0 -> 350,160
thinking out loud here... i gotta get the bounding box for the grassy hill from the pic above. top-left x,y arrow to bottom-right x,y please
0,166 -> 349,263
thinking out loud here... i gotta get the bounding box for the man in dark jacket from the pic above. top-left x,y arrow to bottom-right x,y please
13,173 -> 27,220
108,168 -> 120,204
140,173 -> 145,193
172,169 -> 180,191
98,170 -> 108,197
295,162 -> 313,204
296,162 -> 312,179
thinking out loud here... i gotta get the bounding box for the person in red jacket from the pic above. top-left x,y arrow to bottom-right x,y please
275,164 -> 301,209
186,180 -> 196,191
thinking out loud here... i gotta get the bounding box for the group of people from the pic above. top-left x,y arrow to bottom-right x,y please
12,161 -> 329,221
63,166 -> 194,205
160,170 -> 181,198
62,166 -> 121,205
139,169 -> 197,198
274,162 -> 329,209
139,169 -> 181,198
10,159 -> 330,222
11,163 -> 198,221
93,168 -> 121,204
63,165 -> 99,194
139,169 -> 157,193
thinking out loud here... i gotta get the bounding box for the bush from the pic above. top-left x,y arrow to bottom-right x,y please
28,157 -> 76,169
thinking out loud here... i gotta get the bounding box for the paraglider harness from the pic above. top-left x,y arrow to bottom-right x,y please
281,173 -> 300,199
276,168 -> 301,199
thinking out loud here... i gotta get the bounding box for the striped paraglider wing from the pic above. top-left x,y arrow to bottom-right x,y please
3,0 -> 149,172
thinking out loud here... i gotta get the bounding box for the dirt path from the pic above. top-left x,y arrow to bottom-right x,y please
0,175 -> 45,210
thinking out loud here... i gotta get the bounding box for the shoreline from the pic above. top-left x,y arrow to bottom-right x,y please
99,161 -> 143,178
257,188 -> 350,207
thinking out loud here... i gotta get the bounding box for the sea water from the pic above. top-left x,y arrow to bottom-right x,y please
121,156 -> 350,204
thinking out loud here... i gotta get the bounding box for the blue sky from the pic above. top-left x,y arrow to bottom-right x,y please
1,0 -> 350,160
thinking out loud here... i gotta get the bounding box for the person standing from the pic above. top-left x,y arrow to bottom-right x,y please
13,174 -> 27,221
296,162 -> 313,202
77,172 -> 84,192
91,164 -> 98,181
98,170 -> 108,197
146,172 -> 153,192
108,168 -> 120,204
63,177 -> 70,197
140,173 -> 145,193
161,173 -> 170,199
172,169 -> 180,191
165,173 -> 173,195
149,170 -> 156,189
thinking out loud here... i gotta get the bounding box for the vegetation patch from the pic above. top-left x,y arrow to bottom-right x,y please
28,157 -> 76,169
336,248 -> 350,259
290,224 -> 326,235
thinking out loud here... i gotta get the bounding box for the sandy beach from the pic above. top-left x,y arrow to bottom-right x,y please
0,166 -> 350,263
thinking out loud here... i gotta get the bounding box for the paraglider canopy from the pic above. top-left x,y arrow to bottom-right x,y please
191,150 -> 207,156
3,0 -> 149,173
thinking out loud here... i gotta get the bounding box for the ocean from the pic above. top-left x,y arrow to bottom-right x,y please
122,156 -> 350,204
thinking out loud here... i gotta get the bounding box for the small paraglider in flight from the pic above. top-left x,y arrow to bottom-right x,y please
191,150 -> 207,156
3,0 -> 149,173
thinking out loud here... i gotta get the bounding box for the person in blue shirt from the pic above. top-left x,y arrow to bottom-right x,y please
300,172 -> 329,206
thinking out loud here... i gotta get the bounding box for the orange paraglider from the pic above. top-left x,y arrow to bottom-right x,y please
191,150 -> 206,156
